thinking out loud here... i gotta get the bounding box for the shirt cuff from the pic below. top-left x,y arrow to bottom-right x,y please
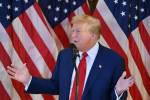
25,76 -> 32,91
115,88 -> 124,100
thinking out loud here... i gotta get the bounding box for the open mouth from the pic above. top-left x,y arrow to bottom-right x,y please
71,40 -> 78,44
74,40 -> 78,43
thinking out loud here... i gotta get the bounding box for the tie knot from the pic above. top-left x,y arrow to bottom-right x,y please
82,52 -> 88,58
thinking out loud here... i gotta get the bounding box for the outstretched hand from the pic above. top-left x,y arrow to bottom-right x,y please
115,71 -> 134,95
7,63 -> 31,85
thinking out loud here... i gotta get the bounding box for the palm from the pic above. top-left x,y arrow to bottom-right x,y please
7,63 -> 31,85
116,72 -> 134,94
15,67 -> 30,83
117,77 -> 130,91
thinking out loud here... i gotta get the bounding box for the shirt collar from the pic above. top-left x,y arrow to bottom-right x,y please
79,42 -> 99,59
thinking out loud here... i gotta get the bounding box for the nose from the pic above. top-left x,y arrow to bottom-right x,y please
71,30 -> 78,43
71,30 -> 77,38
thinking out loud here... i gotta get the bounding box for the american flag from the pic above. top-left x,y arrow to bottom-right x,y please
0,0 -> 89,99
93,0 -> 150,100
1,0 -> 149,100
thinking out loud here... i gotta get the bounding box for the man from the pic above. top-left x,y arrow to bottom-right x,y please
7,15 -> 134,100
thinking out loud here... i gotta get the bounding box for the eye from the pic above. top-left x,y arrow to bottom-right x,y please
72,29 -> 81,33
76,30 -> 80,33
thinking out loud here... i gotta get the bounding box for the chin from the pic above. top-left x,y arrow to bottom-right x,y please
74,43 -> 83,51
76,45 -> 81,51
77,47 -> 85,52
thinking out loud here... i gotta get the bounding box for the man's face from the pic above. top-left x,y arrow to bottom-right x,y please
71,22 -> 94,52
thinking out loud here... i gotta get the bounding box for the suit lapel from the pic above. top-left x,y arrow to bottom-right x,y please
64,51 -> 75,99
82,44 -> 104,99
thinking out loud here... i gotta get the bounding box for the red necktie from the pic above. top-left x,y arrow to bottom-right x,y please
70,52 -> 88,100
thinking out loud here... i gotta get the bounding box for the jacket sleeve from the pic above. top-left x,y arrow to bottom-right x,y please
26,51 -> 63,95
110,58 -> 127,100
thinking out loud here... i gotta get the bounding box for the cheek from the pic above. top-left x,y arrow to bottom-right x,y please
79,35 -> 91,44
83,33 -> 92,40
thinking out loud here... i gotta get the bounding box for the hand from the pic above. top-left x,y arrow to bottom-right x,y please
115,71 -> 134,95
7,63 -> 31,85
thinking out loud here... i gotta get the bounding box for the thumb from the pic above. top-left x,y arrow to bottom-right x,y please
23,63 -> 27,66
23,63 -> 28,70
120,71 -> 126,79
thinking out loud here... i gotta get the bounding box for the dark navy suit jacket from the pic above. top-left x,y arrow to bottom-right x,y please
26,44 -> 127,100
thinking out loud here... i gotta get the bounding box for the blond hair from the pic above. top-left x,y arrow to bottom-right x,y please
71,15 -> 101,39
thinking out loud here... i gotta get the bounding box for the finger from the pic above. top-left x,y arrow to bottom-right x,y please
11,63 -> 17,68
23,63 -> 27,66
130,75 -> 135,80
129,81 -> 134,87
129,78 -> 135,87
124,76 -> 134,88
7,69 -> 15,76
120,71 -> 126,79
7,66 -> 17,73
127,76 -> 135,82
8,74 -> 16,80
